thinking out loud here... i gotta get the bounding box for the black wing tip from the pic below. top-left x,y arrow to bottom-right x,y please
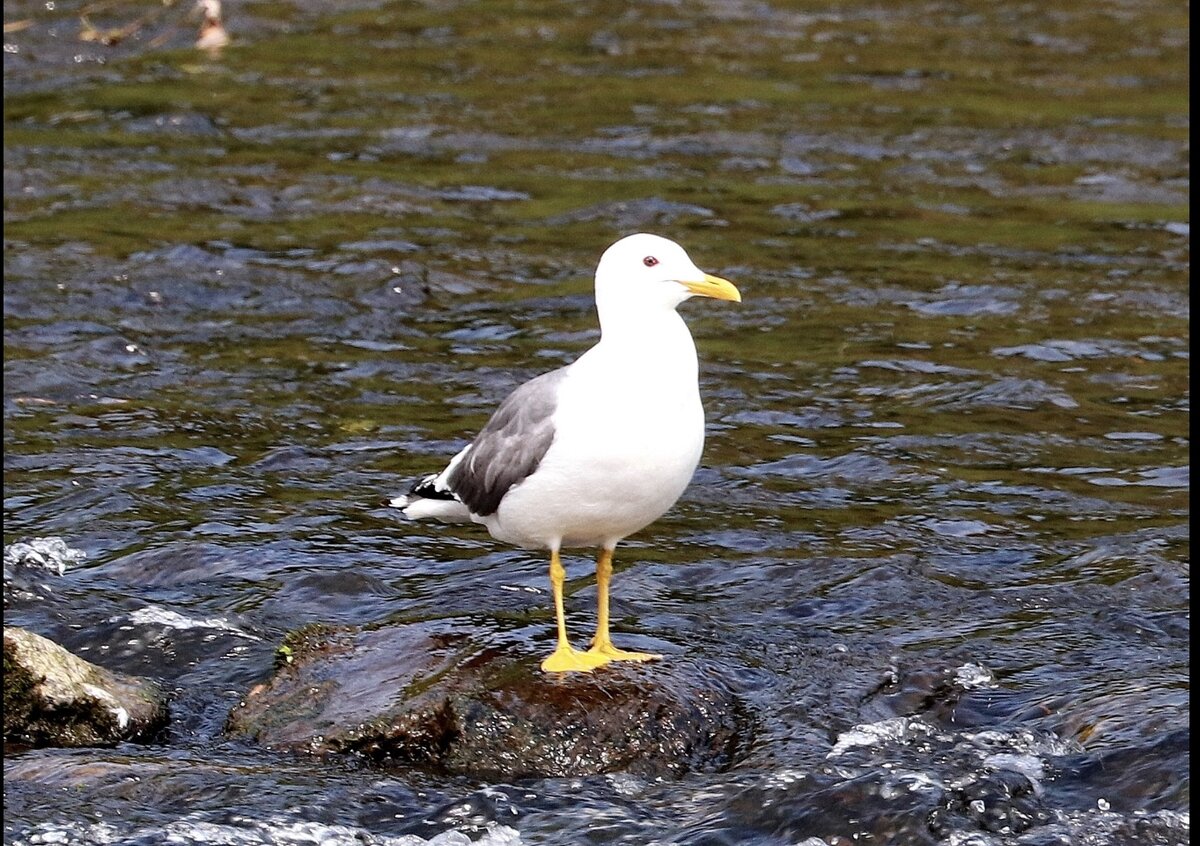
409,475 -> 460,502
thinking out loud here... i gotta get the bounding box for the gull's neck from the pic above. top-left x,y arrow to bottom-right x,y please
598,300 -> 689,341
589,305 -> 698,385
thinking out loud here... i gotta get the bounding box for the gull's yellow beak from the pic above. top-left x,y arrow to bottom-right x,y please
683,273 -> 742,303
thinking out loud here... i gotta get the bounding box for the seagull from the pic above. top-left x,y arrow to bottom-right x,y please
195,0 -> 230,52
391,233 -> 741,673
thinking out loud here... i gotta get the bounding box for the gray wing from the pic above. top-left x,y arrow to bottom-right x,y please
447,368 -> 567,516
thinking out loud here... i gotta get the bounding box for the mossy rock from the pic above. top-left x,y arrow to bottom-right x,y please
226,619 -> 753,780
3,626 -> 169,748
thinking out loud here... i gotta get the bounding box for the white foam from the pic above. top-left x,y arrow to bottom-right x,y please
982,752 -> 1046,795
3,537 -> 87,578
827,716 -> 936,758
119,606 -> 259,639
11,817 -> 522,846
953,662 -> 997,690
965,727 -> 1081,758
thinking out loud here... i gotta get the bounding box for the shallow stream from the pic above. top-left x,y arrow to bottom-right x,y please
3,1 -> 1188,843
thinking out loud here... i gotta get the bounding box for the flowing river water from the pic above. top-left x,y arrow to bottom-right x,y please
3,0 -> 1188,843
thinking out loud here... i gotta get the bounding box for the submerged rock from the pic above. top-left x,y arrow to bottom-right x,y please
225,620 -> 751,780
3,626 -> 169,747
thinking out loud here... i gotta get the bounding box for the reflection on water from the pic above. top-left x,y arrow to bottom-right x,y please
3,0 -> 1188,843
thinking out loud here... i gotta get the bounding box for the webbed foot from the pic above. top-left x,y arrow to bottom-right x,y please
541,644 -> 611,673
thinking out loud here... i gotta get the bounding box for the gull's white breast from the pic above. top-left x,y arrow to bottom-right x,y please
485,315 -> 705,549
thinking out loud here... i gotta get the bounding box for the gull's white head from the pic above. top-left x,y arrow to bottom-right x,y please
593,233 -> 740,325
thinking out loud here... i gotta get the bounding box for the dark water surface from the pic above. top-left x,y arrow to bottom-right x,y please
3,0 -> 1188,843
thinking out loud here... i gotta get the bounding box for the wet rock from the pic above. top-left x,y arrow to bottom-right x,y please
225,620 -> 750,780
3,626 -> 169,748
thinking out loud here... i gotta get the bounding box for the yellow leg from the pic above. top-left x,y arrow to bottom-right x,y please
587,548 -> 661,663
541,550 -> 610,673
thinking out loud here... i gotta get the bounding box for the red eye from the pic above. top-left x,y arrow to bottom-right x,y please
643,256 -> 659,267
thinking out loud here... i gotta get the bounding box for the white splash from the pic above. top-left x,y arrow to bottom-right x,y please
3,537 -> 87,578
953,662 -> 997,690
9,817 -> 523,846
827,716 -> 936,758
119,606 -> 259,639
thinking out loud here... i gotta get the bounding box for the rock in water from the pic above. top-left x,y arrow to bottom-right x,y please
225,620 -> 752,779
3,626 -> 169,747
